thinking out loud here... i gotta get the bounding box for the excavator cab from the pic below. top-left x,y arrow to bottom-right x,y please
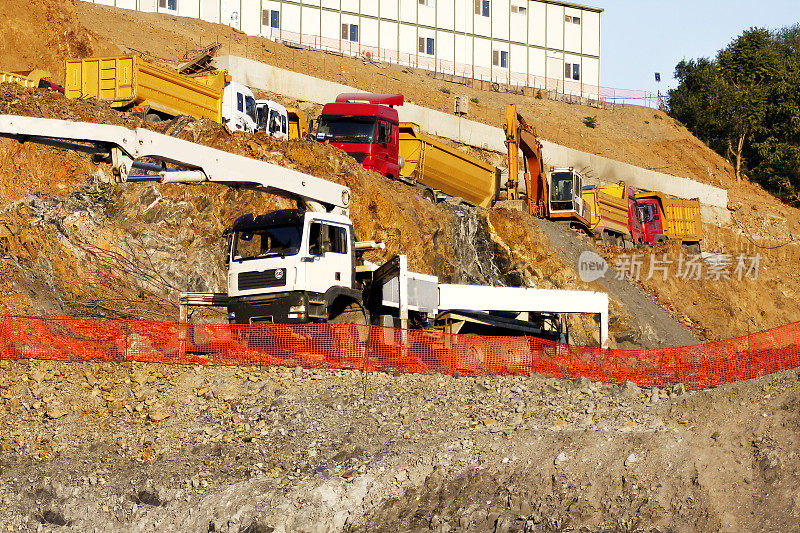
548,169 -> 585,218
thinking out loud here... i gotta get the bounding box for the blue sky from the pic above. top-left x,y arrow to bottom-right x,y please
589,0 -> 798,95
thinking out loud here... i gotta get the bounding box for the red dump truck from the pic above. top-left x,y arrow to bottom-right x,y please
583,184 -> 702,250
582,183 -> 644,247
635,192 -> 702,252
316,93 -> 501,206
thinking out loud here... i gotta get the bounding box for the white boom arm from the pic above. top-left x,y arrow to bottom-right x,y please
0,115 -> 351,212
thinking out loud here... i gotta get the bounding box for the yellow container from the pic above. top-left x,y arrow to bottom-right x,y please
399,122 -> 499,207
287,108 -> 308,140
0,69 -> 52,88
588,183 -> 631,236
65,55 -> 228,122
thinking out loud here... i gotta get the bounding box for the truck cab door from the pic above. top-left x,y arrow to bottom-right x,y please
304,221 -> 353,294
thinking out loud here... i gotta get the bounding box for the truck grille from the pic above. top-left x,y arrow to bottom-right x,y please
238,269 -> 287,291
349,152 -> 369,164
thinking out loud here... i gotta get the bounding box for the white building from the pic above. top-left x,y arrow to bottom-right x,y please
82,0 -> 602,97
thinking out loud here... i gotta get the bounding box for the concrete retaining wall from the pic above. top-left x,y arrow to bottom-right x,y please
216,55 -> 729,210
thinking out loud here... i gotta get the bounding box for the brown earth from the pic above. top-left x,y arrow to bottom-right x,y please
0,0 -> 116,80
1,358 -> 799,532
0,3 -> 800,531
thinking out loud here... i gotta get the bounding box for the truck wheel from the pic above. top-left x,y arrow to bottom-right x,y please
422,189 -> 436,204
145,113 -> 161,123
685,242 -> 701,254
329,302 -> 367,325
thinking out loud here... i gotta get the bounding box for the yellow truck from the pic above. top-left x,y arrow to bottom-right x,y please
64,55 -> 257,132
582,183 -> 642,247
0,69 -> 62,91
398,122 -> 500,207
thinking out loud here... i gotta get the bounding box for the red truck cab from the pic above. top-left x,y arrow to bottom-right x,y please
627,188 -> 645,245
636,197 -> 667,244
317,93 -> 403,179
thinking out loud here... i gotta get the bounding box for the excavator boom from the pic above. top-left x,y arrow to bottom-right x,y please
504,104 -> 546,215
0,115 -> 351,213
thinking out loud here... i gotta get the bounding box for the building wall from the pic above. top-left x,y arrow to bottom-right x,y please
80,0 -> 602,97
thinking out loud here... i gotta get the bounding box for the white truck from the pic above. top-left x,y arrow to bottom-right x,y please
0,115 -> 609,347
255,99 -> 289,139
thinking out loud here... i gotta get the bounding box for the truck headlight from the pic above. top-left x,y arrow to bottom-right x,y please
289,305 -> 306,313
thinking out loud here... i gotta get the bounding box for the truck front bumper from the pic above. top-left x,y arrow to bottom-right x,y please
227,292 -> 324,325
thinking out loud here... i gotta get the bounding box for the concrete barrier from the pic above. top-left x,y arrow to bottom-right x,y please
216,55 -> 729,210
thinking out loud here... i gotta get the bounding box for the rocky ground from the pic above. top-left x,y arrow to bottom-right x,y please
1,358 -> 799,532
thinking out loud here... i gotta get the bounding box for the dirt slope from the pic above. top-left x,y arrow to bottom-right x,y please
0,0 -> 116,80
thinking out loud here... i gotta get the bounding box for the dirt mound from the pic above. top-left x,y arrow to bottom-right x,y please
1,358 -> 798,531
0,0 -> 117,80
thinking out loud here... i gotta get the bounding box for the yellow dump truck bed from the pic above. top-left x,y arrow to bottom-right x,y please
399,123 -> 500,207
65,55 -> 228,122
636,192 -> 702,242
0,69 -> 52,88
583,183 -> 630,237
287,108 -> 308,140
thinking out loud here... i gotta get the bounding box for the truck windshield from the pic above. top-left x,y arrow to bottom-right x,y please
256,106 -> 267,130
245,96 -> 257,123
233,224 -> 302,261
317,115 -> 377,143
550,172 -> 575,209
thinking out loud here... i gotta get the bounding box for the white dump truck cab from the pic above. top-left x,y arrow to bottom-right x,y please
222,81 -> 258,133
226,209 -> 364,324
255,99 -> 289,139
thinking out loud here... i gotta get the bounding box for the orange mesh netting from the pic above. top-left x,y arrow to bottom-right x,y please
1,315 -> 799,389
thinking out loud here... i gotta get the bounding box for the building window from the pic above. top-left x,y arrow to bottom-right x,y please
565,62 -> 580,81
159,0 -> 177,10
511,5 -> 526,14
565,15 -> 581,24
474,0 -> 489,16
342,23 -> 359,42
493,50 -> 508,68
418,37 -> 435,55
262,10 -> 280,28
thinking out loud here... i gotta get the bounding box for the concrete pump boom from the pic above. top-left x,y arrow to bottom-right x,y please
0,115 -> 351,213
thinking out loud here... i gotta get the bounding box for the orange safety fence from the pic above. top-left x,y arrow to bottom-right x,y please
2,315 -> 800,389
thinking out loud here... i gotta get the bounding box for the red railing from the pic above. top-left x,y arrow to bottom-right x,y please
259,28 -> 659,105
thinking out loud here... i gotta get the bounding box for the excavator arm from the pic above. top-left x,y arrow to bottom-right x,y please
0,115 -> 351,213
504,104 -> 546,216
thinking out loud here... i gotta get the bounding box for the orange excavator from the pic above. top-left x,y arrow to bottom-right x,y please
504,104 -> 591,230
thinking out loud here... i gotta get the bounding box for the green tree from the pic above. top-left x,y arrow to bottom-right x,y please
668,26 -> 800,203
